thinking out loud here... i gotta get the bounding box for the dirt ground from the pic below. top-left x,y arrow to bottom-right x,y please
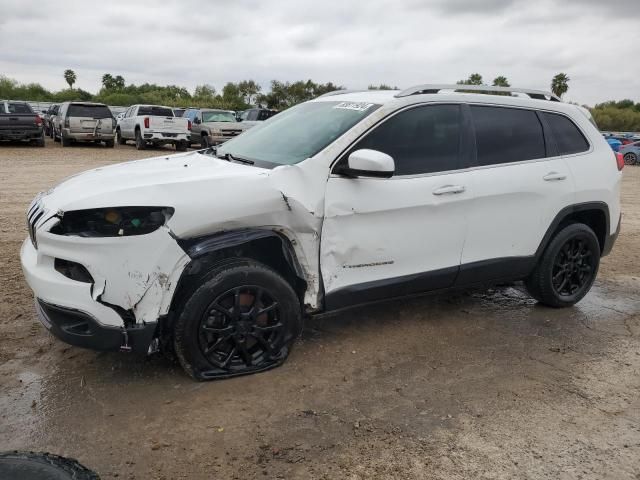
1,137 -> 639,479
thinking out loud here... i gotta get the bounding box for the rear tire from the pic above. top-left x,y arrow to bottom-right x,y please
135,129 -> 146,150
35,134 -> 45,147
61,132 -> 71,147
53,128 -> 60,142
623,152 -> 637,165
525,223 -> 600,308
173,258 -> 302,380
175,141 -> 187,152
104,139 -> 115,148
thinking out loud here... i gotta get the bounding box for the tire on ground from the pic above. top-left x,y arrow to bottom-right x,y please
173,258 -> 302,381
525,223 -> 600,308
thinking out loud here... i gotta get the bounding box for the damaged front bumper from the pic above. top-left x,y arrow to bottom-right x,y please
20,222 -> 189,354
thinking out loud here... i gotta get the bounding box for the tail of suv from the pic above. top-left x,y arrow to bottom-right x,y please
55,102 -> 116,147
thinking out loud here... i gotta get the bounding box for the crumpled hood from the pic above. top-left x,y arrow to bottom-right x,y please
40,151 -> 267,214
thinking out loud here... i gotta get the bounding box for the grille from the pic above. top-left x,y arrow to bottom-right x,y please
27,199 -> 45,248
221,129 -> 242,136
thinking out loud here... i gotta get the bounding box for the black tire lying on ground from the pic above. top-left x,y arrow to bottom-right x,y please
0,451 -> 100,479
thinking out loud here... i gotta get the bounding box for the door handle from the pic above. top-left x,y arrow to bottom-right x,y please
433,185 -> 466,196
543,172 -> 567,181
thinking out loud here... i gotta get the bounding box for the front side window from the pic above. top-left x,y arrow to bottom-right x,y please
541,112 -> 589,155
217,101 -> 380,166
346,104 -> 462,175
471,106 -> 545,166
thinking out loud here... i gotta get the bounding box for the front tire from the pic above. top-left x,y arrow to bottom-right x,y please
525,223 -> 600,308
173,259 -> 302,380
201,134 -> 210,148
116,129 -> 126,145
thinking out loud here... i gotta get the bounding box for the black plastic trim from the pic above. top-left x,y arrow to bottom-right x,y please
455,256 -> 536,287
602,213 -> 621,257
324,265 -> 458,311
534,201 -> 610,258
36,299 -> 156,353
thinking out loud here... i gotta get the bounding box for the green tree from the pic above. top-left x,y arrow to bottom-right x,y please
113,75 -> 125,90
237,80 -> 261,105
102,73 -> 114,90
64,69 -> 77,89
492,76 -> 510,87
457,73 -> 484,85
551,73 -> 570,98
368,84 -> 397,90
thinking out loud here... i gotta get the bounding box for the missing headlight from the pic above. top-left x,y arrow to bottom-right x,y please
54,258 -> 94,283
50,207 -> 174,237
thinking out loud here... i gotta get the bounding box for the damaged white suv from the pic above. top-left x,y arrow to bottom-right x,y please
21,85 -> 622,380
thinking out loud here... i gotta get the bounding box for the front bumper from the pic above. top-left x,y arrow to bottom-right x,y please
35,298 -> 156,353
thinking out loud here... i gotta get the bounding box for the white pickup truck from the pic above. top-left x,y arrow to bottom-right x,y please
116,104 -> 191,151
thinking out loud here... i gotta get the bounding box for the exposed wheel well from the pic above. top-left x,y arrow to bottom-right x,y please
170,234 -> 307,316
553,208 -> 607,254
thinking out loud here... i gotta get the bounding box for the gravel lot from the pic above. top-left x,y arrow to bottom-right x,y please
1,137 -> 639,479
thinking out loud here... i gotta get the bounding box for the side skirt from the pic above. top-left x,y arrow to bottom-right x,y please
322,256 -> 536,313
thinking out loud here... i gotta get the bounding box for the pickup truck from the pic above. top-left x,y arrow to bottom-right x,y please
183,108 -> 253,148
116,104 -> 190,151
0,100 -> 45,147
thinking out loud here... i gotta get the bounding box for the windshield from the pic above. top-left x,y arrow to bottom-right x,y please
217,101 -> 380,165
202,111 -> 236,123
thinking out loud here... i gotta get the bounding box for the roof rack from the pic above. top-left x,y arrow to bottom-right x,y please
316,89 -> 369,98
395,84 -> 561,102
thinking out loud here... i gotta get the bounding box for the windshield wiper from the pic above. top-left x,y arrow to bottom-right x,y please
225,153 -> 254,165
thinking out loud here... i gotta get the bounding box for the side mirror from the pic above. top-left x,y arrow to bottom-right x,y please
341,149 -> 395,178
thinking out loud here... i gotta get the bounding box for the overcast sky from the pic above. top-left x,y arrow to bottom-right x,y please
0,0 -> 638,105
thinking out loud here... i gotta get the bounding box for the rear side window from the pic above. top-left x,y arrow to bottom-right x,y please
352,104 -> 462,175
7,102 -> 33,114
137,106 -> 174,117
67,104 -> 112,119
471,106 -> 545,166
541,112 -> 590,155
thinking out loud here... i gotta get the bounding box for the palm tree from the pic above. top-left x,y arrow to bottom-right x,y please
551,73 -> 570,98
457,73 -> 484,86
101,73 -> 114,90
64,69 -> 77,89
492,76 -> 510,87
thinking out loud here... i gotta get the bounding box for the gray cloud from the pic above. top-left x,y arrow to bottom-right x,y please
0,0 -> 637,105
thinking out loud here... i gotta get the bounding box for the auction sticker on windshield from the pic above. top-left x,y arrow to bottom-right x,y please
333,102 -> 375,111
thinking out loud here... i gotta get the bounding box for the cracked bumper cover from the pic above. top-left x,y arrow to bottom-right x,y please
20,224 -> 189,353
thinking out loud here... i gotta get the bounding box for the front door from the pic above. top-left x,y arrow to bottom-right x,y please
320,103 -> 474,310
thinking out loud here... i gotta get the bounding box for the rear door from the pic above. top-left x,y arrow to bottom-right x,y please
321,103 -> 474,309
458,105 -> 574,284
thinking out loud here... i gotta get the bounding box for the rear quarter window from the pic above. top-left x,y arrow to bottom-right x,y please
67,104 -> 113,119
541,112 -> 590,155
7,102 -> 33,114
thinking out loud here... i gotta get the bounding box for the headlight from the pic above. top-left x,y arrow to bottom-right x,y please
50,207 -> 174,237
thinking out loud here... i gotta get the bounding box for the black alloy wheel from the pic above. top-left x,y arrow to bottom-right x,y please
551,237 -> 595,297
199,286 -> 284,372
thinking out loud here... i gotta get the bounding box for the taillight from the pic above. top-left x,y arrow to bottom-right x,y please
615,152 -> 624,171
64,117 -> 69,128
187,120 -> 192,131
144,117 -> 150,129
34,116 -> 42,126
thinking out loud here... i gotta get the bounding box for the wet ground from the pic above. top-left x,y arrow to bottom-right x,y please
1,138 -> 639,479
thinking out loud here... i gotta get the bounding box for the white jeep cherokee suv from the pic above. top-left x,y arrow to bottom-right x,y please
21,85 -> 623,380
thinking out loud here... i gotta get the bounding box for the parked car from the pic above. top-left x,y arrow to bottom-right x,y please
619,141 -> 640,165
20,85 -> 622,380
43,104 -> 59,137
115,104 -> 190,151
0,100 -> 45,147
237,107 -> 278,123
53,102 -> 116,147
183,108 -> 252,147
606,137 -> 622,152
